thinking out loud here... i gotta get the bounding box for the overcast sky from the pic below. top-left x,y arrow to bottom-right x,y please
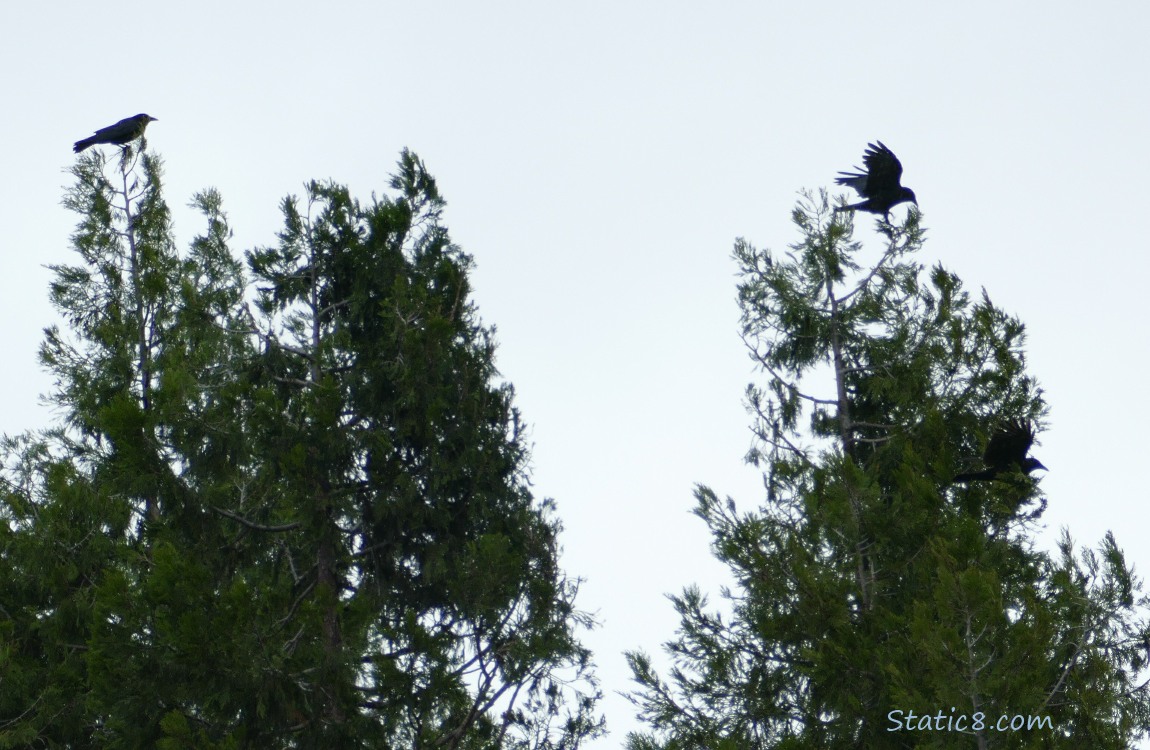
6,2 -> 1150,745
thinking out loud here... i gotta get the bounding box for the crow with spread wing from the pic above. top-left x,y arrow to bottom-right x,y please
954,419 -> 1047,483
834,141 -> 917,221
73,113 -> 158,153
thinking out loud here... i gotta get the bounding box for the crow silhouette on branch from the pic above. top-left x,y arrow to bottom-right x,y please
954,419 -> 1046,483
73,113 -> 158,153
834,141 -> 917,221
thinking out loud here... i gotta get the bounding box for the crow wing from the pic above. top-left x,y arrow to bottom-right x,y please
89,115 -> 140,140
983,419 -> 1035,470
860,141 -> 903,194
835,141 -> 905,198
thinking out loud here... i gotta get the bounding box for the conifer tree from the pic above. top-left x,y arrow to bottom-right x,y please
625,194 -> 1150,749
0,145 -> 602,748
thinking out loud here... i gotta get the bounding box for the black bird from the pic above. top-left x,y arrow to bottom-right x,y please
834,141 -> 917,221
73,114 -> 158,153
954,419 -> 1046,483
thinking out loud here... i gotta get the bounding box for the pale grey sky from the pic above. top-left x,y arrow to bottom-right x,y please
5,2 -> 1149,745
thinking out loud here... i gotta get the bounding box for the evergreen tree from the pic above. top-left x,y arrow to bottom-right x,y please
624,193 -> 1150,749
0,145 -> 602,748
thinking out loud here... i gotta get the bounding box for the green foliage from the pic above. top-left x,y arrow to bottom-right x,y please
626,191 -> 1150,748
0,147 -> 601,747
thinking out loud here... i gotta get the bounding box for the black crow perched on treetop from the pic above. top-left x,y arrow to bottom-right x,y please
73,113 -> 158,153
834,141 -> 917,221
954,418 -> 1046,483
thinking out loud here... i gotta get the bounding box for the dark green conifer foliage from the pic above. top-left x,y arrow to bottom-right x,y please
243,151 -> 603,747
625,193 -> 1150,749
0,146 -> 602,748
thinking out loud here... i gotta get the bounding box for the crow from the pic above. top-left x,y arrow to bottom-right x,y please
954,419 -> 1046,483
73,114 -> 158,153
834,141 -> 917,221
